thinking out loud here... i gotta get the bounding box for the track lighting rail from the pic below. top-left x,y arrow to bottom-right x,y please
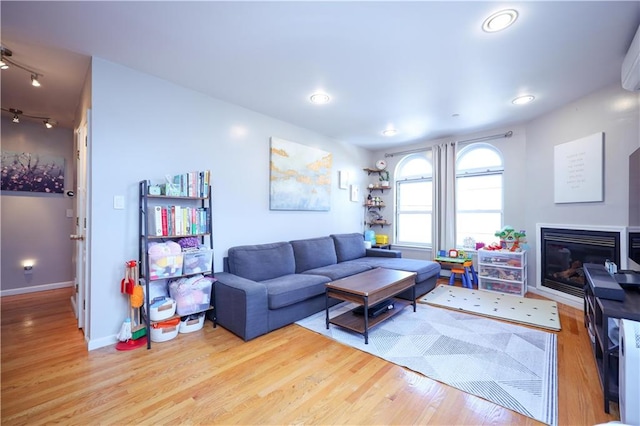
1,107 -> 56,128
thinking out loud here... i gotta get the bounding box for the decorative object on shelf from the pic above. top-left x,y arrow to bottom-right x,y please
269,137 -> 332,211
378,170 -> 390,188
375,159 -> 387,170
148,185 -> 161,195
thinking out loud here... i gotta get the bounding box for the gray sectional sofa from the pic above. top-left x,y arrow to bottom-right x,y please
214,233 -> 441,341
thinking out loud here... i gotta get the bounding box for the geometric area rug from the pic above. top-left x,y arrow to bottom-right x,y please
296,302 -> 558,426
419,285 -> 562,331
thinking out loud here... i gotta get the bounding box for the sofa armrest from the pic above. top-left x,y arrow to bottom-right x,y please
214,272 -> 269,341
366,248 -> 402,258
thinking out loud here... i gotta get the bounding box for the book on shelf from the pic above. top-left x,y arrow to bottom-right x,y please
148,206 -> 164,236
164,170 -> 211,198
161,207 -> 168,236
148,205 -> 209,237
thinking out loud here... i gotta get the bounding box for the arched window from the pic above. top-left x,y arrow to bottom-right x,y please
455,143 -> 504,247
395,152 -> 433,247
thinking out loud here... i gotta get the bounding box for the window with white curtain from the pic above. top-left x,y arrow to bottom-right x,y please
394,152 -> 433,247
455,143 -> 504,247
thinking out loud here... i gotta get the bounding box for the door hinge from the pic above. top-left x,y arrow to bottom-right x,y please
84,217 -> 87,229
83,300 -> 86,310
77,150 -> 80,160
75,284 -> 79,293
76,217 -> 79,227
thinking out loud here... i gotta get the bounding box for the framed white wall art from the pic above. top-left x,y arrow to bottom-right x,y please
554,132 -> 604,203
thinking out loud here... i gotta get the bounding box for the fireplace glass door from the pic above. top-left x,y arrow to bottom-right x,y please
541,227 -> 620,298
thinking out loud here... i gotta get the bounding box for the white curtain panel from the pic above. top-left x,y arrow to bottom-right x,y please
432,142 -> 456,254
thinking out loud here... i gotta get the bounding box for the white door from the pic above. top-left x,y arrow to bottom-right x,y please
71,112 -> 90,331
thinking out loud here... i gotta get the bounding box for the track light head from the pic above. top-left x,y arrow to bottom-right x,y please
0,46 -> 11,70
13,114 -> 20,123
43,119 -> 56,129
31,74 -> 41,87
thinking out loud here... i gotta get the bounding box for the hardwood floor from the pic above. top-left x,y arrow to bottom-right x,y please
1,283 -> 620,425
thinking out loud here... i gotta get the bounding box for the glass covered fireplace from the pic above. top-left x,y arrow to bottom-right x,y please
540,227 -> 620,298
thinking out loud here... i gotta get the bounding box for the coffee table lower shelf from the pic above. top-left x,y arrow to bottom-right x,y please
328,298 -> 411,339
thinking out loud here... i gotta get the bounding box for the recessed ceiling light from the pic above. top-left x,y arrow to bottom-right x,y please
382,129 -> 397,137
482,9 -> 518,33
512,95 -> 535,105
309,93 -> 330,104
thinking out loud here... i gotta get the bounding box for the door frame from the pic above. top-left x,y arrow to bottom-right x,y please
72,110 -> 91,336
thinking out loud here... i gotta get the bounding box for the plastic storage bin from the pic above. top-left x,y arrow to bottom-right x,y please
182,249 -> 213,275
149,253 -> 184,279
375,234 -> 389,244
150,318 -> 180,342
179,312 -> 205,333
169,275 -> 214,316
478,279 -> 522,295
148,296 -> 176,321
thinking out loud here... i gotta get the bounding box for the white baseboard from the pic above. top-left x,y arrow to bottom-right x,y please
528,286 -> 583,310
88,335 -> 119,351
0,281 -> 73,297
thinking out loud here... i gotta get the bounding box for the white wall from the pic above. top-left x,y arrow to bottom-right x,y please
0,117 -> 75,294
87,58 -> 371,349
371,83 -> 639,297
370,125 -> 528,255
524,84 -> 640,290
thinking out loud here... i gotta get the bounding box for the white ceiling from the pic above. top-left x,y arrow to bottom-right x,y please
1,1 -> 639,150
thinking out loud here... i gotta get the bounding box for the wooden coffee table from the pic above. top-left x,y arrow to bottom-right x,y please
325,268 -> 417,344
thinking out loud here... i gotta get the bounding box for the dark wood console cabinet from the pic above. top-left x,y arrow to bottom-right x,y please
583,264 -> 640,413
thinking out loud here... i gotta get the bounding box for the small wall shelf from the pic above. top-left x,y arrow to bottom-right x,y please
367,220 -> 391,228
367,186 -> 390,194
363,168 -> 385,176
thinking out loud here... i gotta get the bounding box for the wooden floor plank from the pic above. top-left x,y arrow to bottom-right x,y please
1,283 -> 620,425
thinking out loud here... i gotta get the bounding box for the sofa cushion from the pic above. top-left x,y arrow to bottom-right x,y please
227,242 -> 295,282
262,274 -> 331,309
330,233 -> 366,262
290,236 -> 338,273
303,262 -> 372,281
348,257 -> 441,284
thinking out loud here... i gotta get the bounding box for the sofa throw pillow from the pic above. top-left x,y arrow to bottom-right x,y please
228,242 -> 295,282
290,237 -> 338,273
331,233 -> 366,262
